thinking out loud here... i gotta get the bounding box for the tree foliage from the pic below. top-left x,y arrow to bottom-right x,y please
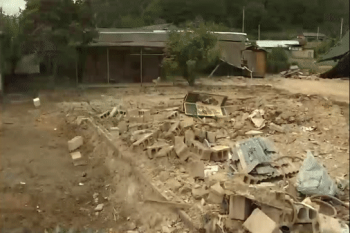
266,47 -> 290,73
163,23 -> 220,85
19,0 -> 98,76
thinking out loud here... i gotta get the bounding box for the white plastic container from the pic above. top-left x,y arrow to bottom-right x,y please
33,98 -> 40,108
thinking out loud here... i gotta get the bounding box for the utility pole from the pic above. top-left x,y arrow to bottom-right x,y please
242,7 -> 245,33
340,18 -> 343,40
317,27 -> 319,40
258,24 -> 260,40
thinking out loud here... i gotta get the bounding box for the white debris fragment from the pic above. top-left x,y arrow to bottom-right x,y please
33,98 -> 41,108
204,165 -> 219,177
95,203 -> 104,212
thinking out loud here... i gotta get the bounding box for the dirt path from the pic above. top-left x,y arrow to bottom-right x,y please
271,78 -> 349,103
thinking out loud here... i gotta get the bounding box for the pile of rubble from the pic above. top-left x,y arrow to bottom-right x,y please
91,91 -> 348,233
280,65 -> 320,80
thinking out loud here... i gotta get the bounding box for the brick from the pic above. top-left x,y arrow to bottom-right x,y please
206,131 -> 216,143
313,214 -> 342,233
188,160 -> 204,179
243,208 -> 278,233
68,136 -> 83,152
174,136 -> 190,161
229,195 -> 253,220
207,182 -> 225,204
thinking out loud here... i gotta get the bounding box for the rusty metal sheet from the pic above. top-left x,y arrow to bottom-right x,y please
183,92 -> 228,118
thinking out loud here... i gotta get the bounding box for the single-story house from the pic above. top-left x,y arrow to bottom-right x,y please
318,30 -> 349,78
302,32 -> 327,42
77,28 -> 248,84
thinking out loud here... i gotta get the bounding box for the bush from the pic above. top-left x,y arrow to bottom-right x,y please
267,47 -> 290,73
314,38 -> 338,59
162,22 -> 220,86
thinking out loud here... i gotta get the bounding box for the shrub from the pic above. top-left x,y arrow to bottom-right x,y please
267,47 -> 290,73
162,22 -> 220,86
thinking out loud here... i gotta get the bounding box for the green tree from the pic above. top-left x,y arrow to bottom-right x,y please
163,23 -> 220,85
20,0 -> 97,78
0,11 -> 25,75
266,48 -> 290,73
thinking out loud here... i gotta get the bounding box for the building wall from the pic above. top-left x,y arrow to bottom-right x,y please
81,47 -> 162,84
291,49 -> 314,58
242,50 -> 266,78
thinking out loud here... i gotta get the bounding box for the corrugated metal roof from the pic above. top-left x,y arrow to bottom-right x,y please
256,40 -> 300,48
318,30 -> 349,62
303,32 -> 326,37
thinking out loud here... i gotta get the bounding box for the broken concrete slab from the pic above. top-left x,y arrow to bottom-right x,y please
249,109 -> 265,128
94,203 -> 104,212
68,136 -> 83,152
243,208 -> 279,233
296,150 -> 338,196
229,195 -> 253,220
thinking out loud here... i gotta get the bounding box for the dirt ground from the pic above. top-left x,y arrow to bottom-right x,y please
0,77 -> 349,232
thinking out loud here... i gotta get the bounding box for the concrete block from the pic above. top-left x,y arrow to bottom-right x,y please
139,109 -> 151,117
260,204 -> 282,223
127,109 -> 139,117
33,98 -> 40,108
189,141 -> 212,160
147,142 -> 169,159
155,146 -> 174,158
167,111 -> 179,119
110,127 -> 120,131
206,131 -> 216,143
161,122 -> 172,132
313,214 -> 342,233
192,187 -> 209,200
68,136 -> 83,152
132,133 -> 154,150
188,160 -> 204,179
295,203 -> 318,223
99,110 -> 110,119
229,195 -> 253,220
174,136 -> 190,161
70,151 -> 87,166
109,107 -> 118,117
168,121 -> 181,135
243,208 -> 278,233
118,121 -> 128,133
194,128 -> 206,142
210,146 -> 230,162
184,129 -> 195,146
180,117 -> 194,129
207,182 -> 225,204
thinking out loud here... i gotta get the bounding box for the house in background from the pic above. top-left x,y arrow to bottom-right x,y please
318,30 -> 349,78
241,45 -> 268,78
77,28 -> 248,85
302,32 -> 327,42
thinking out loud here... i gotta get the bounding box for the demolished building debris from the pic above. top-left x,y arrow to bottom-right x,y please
62,90 -> 349,233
